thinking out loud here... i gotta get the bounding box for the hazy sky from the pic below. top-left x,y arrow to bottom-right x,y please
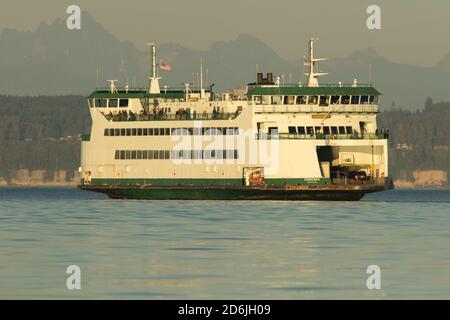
1,0 -> 450,66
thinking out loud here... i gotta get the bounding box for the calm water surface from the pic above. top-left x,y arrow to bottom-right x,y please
0,187 -> 449,299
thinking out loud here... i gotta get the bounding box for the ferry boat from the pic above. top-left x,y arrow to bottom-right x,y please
78,39 -> 393,200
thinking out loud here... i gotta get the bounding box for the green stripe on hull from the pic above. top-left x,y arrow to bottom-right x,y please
86,177 -> 330,186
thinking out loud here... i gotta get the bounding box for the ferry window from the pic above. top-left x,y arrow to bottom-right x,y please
323,126 -> 330,134
125,151 -> 131,159
346,126 -> 353,134
331,126 -> 338,134
131,150 -> 137,159
132,128 -> 137,136
95,99 -> 107,108
142,150 -> 148,159
210,150 -> 216,159
268,127 -> 278,135
306,126 -> 314,135
193,127 -> 201,135
159,150 -> 165,159
273,96 -> 283,105
119,151 -> 125,159
109,129 -> 115,136
148,128 -> 154,136
115,129 -> 120,136
159,128 -> 165,136
285,96 -> 295,105
119,99 -> 128,107
262,95 -> 271,105
253,96 -> 262,104
104,129 -> 109,136
164,150 -> 170,159
154,128 -> 159,136
120,129 -> 126,136
224,150 -> 232,159
341,95 -> 350,104
351,96 -> 360,104
108,99 -> 118,108
126,129 -> 131,136
148,150 -> 154,159
137,150 -> 142,159
234,150 -> 239,159
288,126 -> 297,134
330,95 -> 340,104
142,128 -> 148,136
165,128 -> 171,136
183,150 -> 191,159
360,95 -> 369,104
153,151 -> 159,160
234,127 -> 240,135
296,96 -> 307,104
319,96 -> 329,106
307,96 -> 318,105
315,126 -> 322,134
114,150 -> 120,159
171,128 -> 178,135
137,128 -> 142,136
297,126 -> 306,135
369,96 -> 379,104
339,126 -> 346,134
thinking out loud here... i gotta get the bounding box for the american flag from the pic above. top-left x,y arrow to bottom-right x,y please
160,62 -> 172,71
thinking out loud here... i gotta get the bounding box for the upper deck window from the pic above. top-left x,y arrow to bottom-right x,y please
262,95 -> 271,105
330,95 -> 340,105
351,96 -> 360,104
108,99 -> 118,108
272,96 -> 283,105
296,96 -> 307,104
369,96 -> 379,104
319,96 -> 329,106
119,99 -> 129,107
360,95 -> 369,104
95,99 -> 107,108
284,96 -> 295,105
341,95 -> 350,104
307,96 -> 318,105
253,96 -> 262,104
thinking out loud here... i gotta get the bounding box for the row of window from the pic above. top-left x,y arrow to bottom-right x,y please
282,126 -> 354,135
104,127 -> 240,137
254,95 -> 378,106
114,149 -> 240,160
94,98 -> 129,108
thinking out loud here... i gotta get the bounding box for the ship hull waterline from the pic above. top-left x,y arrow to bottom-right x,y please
78,183 -> 393,201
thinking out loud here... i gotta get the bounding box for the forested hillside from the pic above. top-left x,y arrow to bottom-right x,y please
0,95 -> 90,180
378,98 -> 450,184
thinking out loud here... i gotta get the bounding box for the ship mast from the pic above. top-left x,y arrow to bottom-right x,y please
306,38 -> 328,87
148,43 -> 161,94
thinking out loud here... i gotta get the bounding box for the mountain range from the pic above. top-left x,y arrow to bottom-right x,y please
2,12 -> 450,110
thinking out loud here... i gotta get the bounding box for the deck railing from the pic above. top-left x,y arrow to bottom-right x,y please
254,104 -> 378,113
256,132 -> 389,140
103,111 -> 240,122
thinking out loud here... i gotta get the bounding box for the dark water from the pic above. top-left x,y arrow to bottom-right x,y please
0,187 -> 449,299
